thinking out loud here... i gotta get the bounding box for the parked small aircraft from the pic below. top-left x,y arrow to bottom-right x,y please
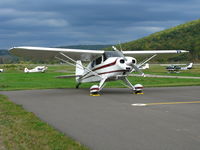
139,63 -> 149,70
9,46 -> 188,95
24,66 -> 48,73
166,63 -> 193,73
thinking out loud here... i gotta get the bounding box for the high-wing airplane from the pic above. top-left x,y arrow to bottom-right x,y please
9,46 -> 188,96
24,66 -> 48,73
166,63 -> 193,73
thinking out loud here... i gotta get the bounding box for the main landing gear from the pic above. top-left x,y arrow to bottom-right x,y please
89,77 -> 144,96
90,85 -> 100,96
133,84 -> 144,94
122,77 -> 144,95
90,78 -> 107,96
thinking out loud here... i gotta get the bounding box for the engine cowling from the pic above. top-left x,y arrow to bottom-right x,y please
125,57 -> 137,66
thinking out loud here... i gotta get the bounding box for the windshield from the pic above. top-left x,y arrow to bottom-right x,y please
103,51 -> 123,60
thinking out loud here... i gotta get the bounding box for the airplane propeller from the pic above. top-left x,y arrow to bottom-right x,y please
112,46 -> 145,77
132,64 -> 145,77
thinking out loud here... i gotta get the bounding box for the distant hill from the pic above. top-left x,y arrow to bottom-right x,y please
111,19 -> 200,62
0,49 -> 8,55
0,49 -> 19,64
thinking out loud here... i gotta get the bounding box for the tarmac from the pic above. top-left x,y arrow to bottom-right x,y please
1,86 -> 200,150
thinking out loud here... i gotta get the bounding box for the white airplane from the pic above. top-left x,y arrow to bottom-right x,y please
9,46 -> 188,96
166,62 -> 193,72
24,66 -> 48,73
0,69 -> 3,72
139,63 -> 149,70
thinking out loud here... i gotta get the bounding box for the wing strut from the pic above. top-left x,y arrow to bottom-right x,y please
57,52 -> 103,79
137,54 -> 157,68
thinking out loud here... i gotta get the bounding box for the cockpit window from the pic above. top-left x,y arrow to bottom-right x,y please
91,56 -> 102,67
95,56 -> 102,65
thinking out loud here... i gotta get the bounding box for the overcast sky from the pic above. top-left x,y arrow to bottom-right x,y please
0,0 -> 199,48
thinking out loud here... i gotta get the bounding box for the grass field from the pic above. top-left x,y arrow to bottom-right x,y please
0,95 -> 89,150
1,64 -> 200,91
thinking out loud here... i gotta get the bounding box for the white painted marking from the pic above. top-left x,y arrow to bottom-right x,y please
131,103 -> 147,106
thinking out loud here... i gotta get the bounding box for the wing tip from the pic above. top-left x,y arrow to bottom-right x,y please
178,50 -> 189,53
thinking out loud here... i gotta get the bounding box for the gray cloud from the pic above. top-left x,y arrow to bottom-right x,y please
0,0 -> 199,48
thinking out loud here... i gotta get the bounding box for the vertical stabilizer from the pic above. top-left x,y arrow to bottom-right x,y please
187,63 -> 193,69
76,60 -> 84,81
24,68 -> 29,73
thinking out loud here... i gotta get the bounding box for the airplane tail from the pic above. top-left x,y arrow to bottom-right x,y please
187,63 -> 193,69
75,60 -> 84,82
24,68 -> 29,73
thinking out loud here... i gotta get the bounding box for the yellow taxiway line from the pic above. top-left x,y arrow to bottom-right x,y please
132,101 -> 200,106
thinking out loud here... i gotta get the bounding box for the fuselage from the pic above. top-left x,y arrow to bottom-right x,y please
79,51 -> 136,83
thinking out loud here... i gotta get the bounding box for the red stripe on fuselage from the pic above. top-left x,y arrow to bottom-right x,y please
80,59 -> 118,80
82,69 -> 125,80
92,59 -> 117,71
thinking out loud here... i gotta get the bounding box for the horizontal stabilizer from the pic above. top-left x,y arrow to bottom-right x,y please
56,75 -> 82,78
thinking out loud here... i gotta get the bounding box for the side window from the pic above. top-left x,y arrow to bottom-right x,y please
95,56 -> 102,65
91,60 -> 95,68
103,53 -> 107,62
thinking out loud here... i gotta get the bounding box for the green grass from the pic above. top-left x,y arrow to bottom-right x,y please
0,95 -> 89,150
1,64 -> 200,91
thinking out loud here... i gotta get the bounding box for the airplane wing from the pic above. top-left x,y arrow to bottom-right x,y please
9,46 -> 105,61
9,46 -> 188,61
122,50 -> 188,56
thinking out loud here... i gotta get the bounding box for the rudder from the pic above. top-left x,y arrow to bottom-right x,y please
76,60 -> 84,81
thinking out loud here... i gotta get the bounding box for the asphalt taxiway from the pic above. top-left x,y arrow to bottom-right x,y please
1,86 -> 200,150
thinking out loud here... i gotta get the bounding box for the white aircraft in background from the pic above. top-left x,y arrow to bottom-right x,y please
166,62 -> 193,72
9,46 -> 188,96
0,69 -> 3,72
24,66 -> 48,73
139,63 -> 149,70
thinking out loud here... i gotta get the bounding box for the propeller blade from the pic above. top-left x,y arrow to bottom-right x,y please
132,65 -> 145,77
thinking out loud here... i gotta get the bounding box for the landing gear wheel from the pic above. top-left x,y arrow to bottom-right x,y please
90,92 -> 100,96
134,84 -> 144,95
76,83 -> 81,89
134,91 -> 144,95
90,85 -> 100,96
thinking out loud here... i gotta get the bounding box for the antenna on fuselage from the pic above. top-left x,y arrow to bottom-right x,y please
119,41 -> 123,52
